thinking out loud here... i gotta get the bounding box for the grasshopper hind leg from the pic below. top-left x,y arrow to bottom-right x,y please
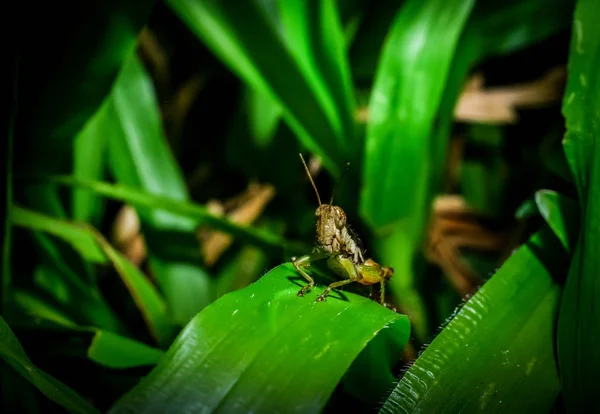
291,251 -> 326,297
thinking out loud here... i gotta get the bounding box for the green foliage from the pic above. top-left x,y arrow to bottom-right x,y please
557,0 -> 600,410
0,315 -> 100,414
109,264 -> 409,414
4,0 -> 598,412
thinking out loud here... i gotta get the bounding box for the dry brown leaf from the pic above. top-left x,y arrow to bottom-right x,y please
111,205 -> 147,266
425,195 -> 517,296
454,66 -> 566,124
198,183 -> 276,267
355,66 -> 566,125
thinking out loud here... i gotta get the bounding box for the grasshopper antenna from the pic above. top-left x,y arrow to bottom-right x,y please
299,153 -> 322,206
330,161 -> 350,205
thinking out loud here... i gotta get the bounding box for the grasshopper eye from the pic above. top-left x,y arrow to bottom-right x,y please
333,206 -> 346,228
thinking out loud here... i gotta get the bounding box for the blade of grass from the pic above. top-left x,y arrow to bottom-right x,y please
72,99 -> 109,226
88,331 -> 164,369
535,190 -> 580,252
380,226 -> 566,413
109,263 -> 410,413
13,294 -> 163,369
10,206 -> 174,345
22,175 -> 308,255
361,0 -> 475,341
558,0 -> 600,409
167,0 -> 349,175
0,314 -> 100,414
360,0 -> 475,232
104,53 -> 212,325
277,0 -> 357,156
372,0 -> 574,340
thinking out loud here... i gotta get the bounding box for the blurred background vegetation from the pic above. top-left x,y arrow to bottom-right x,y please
3,0 -> 599,413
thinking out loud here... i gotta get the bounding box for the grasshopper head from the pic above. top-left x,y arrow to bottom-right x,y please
315,204 -> 346,229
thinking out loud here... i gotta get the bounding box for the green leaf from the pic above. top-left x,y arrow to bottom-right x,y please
72,100 -> 109,226
558,0 -> 600,409
166,0 -> 351,174
277,0 -> 357,155
109,263 -> 410,413
371,0 -> 574,340
103,53 -> 211,326
360,0 -> 475,232
10,207 -> 107,265
88,331 -> 164,369
31,175 -> 307,255
361,0 -> 475,341
10,206 -> 174,345
380,226 -> 565,413
535,190 -> 580,252
0,314 -> 100,414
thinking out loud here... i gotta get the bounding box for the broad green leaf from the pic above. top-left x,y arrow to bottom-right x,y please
558,0 -> 600,409
535,190 -> 580,252
380,227 -> 565,413
103,54 -> 211,326
33,175 -> 307,255
88,331 -> 164,369
277,0 -> 357,156
360,0 -> 475,232
372,0 -> 574,340
0,314 -> 100,414
167,0 -> 348,175
361,0 -> 475,341
109,263 -> 410,413
10,206 -> 174,345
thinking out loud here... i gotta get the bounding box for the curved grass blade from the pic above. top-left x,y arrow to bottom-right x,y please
106,54 -> 212,325
72,99 -> 109,227
380,226 -> 566,413
31,175 -> 307,255
371,0 -> 574,340
360,0 -> 475,341
109,263 -> 410,413
87,331 -> 164,369
535,190 -> 579,252
13,293 -> 163,369
558,0 -> 600,409
166,0 -> 348,175
277,0 -> 357,157
10,206 -> 174,345
0,314 -> 100,414
360,0 -> 475,232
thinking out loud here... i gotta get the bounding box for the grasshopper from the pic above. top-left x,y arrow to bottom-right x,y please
291,154 -> 394,305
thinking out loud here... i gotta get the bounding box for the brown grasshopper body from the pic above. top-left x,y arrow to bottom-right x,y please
291,154 -> 394,305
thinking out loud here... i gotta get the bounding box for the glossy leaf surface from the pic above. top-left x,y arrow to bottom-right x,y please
110,263 -> 410,413
558,0 -> 600,409
380,227 -> 565,413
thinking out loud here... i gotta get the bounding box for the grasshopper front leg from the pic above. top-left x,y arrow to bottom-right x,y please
317,255 -> 360,302
292,251 -> 327,297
